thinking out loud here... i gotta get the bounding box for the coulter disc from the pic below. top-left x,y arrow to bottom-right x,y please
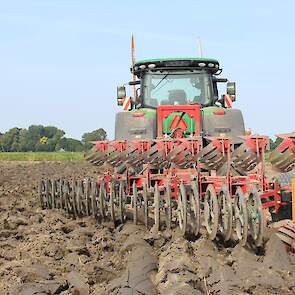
154,183 -> 161,231
39,180 -> 46,209
109,181 -> 116,223
99,181 -> 107,221
63,181 -> 71,214
91,181 -> 99,219
84,179 -> 91,215
178,183 -> 188,236
76,180 -> 84,216
118,180 -> 126,223
133,182 -> 138,224
59,180 -> 66,210
219,185 -> 233,241
204,184 -> 219,240
234,187 -> 248,246
46,179 -> 53,209
248,186 -> 265,247
164,183 -> 172,230
51,180 -> 57,209
189,181 -> 200,236
143,183 -> 149,228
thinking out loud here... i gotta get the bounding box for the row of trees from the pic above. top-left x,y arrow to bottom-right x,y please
0,125 -> 107,152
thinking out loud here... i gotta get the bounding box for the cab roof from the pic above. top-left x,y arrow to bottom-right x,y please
132,57 -> 220,75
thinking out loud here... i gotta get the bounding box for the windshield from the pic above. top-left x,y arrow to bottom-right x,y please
142,71 -> 214,108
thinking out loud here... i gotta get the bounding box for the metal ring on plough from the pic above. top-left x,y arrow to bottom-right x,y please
204,184 -> 219,240
189,181 -> 200,236
164,182 -> 172,230
248,186 -> 265,247
234,187 -> 248,246
219,185 -> 233,241
178,183 -> 188,236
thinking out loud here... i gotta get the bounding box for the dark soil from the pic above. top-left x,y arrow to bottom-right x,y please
0,161 -> 294,295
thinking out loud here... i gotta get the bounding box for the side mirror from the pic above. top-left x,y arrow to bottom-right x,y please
117,86 -> 126,106
227,82 -> 236,96
117,86 -> 126,99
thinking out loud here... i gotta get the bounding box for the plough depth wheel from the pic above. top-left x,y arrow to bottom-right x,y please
234,187 -> 248,246
248,186 -> 265,247
219,185 -> 233,241
178,183 -> 188,236
204,184 -> 219,240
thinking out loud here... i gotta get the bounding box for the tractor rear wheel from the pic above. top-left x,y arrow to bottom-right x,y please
219,185 -> 233,241
204,184 -> 219,240
234,187 -> 248,246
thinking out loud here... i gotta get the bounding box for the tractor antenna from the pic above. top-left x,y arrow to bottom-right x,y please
197,37 -> 203,57
131,33 -> 136,98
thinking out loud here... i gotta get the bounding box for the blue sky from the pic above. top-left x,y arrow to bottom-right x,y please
1,0 -> 294,139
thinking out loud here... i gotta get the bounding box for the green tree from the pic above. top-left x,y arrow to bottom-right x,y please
0,127 -> 22,151
82,128 -> 107,150
56,138 -> 84,152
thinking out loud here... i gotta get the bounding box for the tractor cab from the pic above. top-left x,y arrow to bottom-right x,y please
115,58 -> 245,140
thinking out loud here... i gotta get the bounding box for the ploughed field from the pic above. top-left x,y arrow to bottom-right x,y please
0,161 -> 294,295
